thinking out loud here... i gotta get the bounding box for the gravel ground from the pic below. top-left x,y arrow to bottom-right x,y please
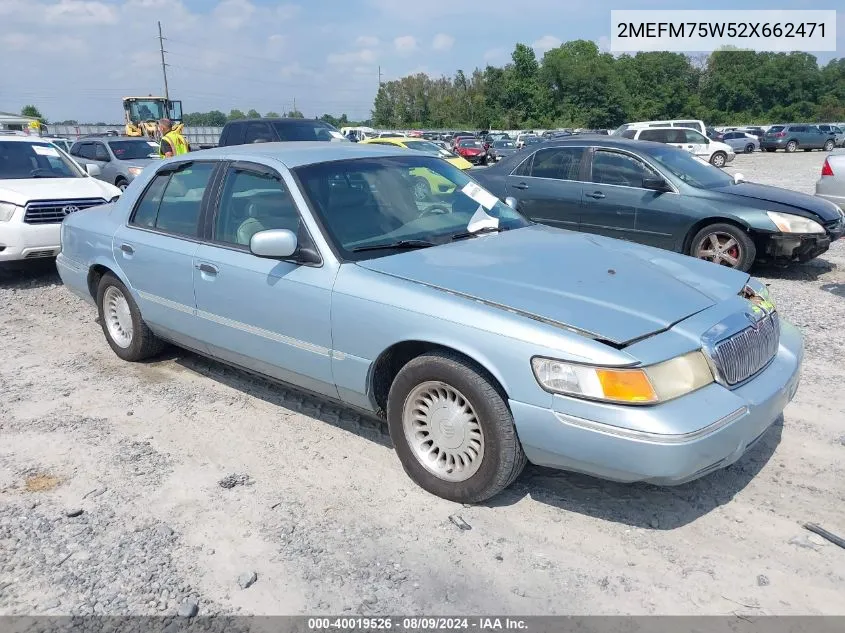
1,150 -> 844,616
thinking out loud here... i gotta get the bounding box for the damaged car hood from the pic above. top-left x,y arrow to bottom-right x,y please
356,224 -> 749,345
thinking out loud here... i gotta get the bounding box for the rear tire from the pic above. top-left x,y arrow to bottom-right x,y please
689,223 -> 756,272
710,151 -> 727,167
785,140 -> 798,153
96,273 -> 164,361
744,143 -> 756,154
387,352 -> 526,503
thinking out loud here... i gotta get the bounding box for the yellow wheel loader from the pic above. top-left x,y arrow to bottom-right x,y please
123,96 -> 183,140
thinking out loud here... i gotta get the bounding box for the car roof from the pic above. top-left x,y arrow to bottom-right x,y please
183,140 -> 418,168
0,136 -> 62,143
225,117 -> 327,125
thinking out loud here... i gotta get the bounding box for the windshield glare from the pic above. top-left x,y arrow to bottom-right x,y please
108,140 -> 159,160
647,145 -> 734,189
0,141 -> 85,180
294,156 -> 530,259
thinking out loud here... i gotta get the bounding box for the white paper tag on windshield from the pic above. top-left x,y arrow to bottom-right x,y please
466,204 -> 500,233
461,181 -> 499,210
33,145 -> 59,157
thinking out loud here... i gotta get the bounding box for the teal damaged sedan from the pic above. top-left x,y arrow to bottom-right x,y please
57,142 -> 802,502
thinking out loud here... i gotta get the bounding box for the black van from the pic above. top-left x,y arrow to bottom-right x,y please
218,118 -> 347,147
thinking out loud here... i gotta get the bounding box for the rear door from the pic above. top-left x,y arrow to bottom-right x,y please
504,146 -> 587,231
113,161 -> 219,347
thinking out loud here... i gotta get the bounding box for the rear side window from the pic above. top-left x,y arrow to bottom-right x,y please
244,121 -> 274,144
638,129 -> 668,143
790,126 -> 806,132
271,120 -> 340,141
220,122 -> 245,146
620,130 -> 637,139
528,148 -> 585,180
130,162 -> 216,237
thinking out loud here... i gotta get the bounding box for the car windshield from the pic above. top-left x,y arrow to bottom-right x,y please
493,140 -> 515,148
127,99 -> 166,122
459,140 -> 482,148
108,140 -> 159,160
294,155 -> 530,260
0,141 -> 85,179
646,145 -> 735,189
271,120 -> 344,141
403,140 -> 452,156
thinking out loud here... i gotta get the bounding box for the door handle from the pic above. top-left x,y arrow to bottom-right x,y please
196,263 -> 218,275
120,243 -> 134,254
512,182 -> 529,190
587,191 -> 606,199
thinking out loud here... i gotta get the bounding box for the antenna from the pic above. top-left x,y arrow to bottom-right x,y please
158,21 -> 170,101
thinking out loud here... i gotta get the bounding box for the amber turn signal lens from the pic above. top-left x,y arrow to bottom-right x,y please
596,369 -> 658,403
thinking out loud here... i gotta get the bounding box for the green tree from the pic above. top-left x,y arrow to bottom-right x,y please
21,104 -> 44,120
246,109 -> 261,118
285,110 -> 304,118
227,109 -> 246,121
265,111 -> 281,118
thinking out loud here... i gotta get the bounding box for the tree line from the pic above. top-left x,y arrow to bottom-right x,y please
371,40 -> 845,129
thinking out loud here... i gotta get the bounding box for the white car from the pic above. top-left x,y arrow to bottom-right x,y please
0,136 -> 121,262
622,126 -> 736,168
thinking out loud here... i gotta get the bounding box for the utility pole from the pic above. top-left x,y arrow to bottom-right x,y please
378,65 -> 383,87
158,21 -> 170,101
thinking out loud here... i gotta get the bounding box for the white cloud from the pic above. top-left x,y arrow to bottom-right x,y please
327,49 -> 377,65
44,0 -> 118,25
356,35 -> 379,48
432,33 -> 454,51
212,0 -> 256,30
532,35 -> 561,52
483,48 -> 508,62
394,35 -> 417,53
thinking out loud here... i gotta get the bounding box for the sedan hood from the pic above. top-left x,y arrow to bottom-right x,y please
713,182 -> 841,221
357,225 -> 748,345
0,177 -> 119,206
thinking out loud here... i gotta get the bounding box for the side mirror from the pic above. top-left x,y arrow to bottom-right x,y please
86,164 -> 101,177
250,229 -> 298,259
504,196 -> 518,209
642,176 -> 670,192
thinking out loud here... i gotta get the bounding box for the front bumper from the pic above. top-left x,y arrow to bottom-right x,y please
0,219 -> 62,262
460,153 -> 486,165
759,231 -> 837,263
510,319 -> 803,485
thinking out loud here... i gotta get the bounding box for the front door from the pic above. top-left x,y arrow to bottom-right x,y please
113,160 -> 218,347
580,148 -> 662,241
505,147 -> 586,231
192,162 -> 337,398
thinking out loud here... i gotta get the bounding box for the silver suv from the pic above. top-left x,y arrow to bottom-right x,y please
69,137 -> 160,190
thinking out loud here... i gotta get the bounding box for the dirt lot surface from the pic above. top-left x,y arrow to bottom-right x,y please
1,150 -> 844,616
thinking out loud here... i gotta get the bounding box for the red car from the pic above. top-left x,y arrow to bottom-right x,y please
454,138 -> 488,165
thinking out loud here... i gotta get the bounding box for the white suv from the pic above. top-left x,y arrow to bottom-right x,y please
621,126 -> 736,168
0,136 -> 121,262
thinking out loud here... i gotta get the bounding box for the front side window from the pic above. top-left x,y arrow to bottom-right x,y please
244,122 -> 274,144
683,129 -> 708,144
130,162 -> 216,236
213,168 -> 301,247
529,148 -> 585,180
294,156 -> 529,260
646,145 -> 734,189
591,150 -> 657,188
0,141 -> 85,179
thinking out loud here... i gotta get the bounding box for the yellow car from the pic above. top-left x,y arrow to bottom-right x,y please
360,136 -> 473,201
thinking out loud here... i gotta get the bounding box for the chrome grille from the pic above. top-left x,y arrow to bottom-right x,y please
24,198 -> 106,225
712,312 -> 780,386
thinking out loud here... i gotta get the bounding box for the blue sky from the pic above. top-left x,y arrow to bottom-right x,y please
1,0 -> 842,123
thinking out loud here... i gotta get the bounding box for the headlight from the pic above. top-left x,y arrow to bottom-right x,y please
127,167 -> 144,176
766,211 -> 825,234
532,351 -> 714,404
0,202 -> 22,222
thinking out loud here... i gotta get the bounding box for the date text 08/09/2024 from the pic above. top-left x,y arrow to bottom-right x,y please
307,617 -> 529,631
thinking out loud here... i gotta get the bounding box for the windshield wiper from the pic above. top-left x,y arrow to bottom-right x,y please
351,239 -> 436,253
451,226 -> 504,241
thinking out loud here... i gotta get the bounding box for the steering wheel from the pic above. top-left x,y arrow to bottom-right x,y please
419,204 -> 452,217
30,168 -> 57,178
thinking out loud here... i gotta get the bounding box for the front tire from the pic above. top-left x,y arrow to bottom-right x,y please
96,273 -> 164,361
744,143 -> 756,154
710,151 -> 727,167
387,352 -> 526,503
115,177 -> 129,191
823,139 -> 835,152
689,223 -> 756,271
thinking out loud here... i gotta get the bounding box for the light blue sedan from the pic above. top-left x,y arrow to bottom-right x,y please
56,142 -> 803,502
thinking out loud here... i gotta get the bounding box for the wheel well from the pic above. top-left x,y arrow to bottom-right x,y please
87,264 -> 114,299
369,341 -> 508,417
115,175 -> 127,184
682,217 -> 750,255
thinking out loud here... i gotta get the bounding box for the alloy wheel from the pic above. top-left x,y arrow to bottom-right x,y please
711,153 -> 726,167
103,286 -> 134,348
696,232 -> 742,268
402,381 -> 485,482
